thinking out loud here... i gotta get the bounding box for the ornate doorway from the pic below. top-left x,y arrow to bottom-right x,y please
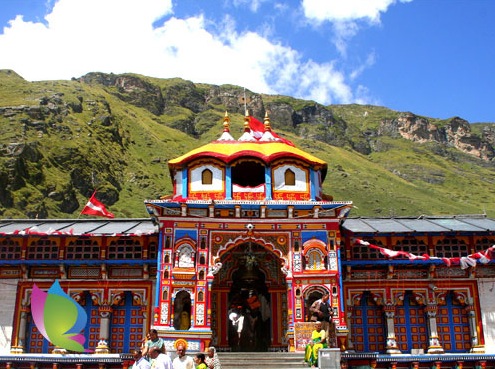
211,241 -> 287,351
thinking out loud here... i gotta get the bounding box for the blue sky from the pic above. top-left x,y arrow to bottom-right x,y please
0,0 -> 493,123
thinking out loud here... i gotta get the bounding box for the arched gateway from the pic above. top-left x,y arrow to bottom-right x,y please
145,112 -> 351,352
211,241 -> 287,351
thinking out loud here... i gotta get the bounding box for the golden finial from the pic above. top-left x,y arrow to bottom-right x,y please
244,109 -> 250,129
223,111 -> 231,132
264,111 -> 271,132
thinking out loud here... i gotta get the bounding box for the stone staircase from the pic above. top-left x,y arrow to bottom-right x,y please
217,351 -> 309,369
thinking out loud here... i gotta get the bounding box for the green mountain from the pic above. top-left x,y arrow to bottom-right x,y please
1,69 -> 495,219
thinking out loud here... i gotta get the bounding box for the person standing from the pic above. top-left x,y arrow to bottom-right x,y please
132,349 -> 151,369
194,353 -> 207,369
142,329 -> 166,358
149,347 -> 173,369
204,347 -> 221,369
309,292 -> 331,342
172,344 -> 194,369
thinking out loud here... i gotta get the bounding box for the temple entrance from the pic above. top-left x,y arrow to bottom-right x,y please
211,241 -> 287,352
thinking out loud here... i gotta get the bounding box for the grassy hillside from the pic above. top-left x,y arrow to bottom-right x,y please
1,70 -> 495,219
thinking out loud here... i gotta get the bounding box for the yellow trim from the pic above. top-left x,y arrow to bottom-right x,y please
169,141 -> 326,167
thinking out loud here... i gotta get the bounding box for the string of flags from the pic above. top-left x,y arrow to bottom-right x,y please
355,239 -> 495,269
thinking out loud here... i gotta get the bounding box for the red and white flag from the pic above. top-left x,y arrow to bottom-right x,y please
81,192 -> 115,218
355,239 -> 495,269
248,116 -> 295,146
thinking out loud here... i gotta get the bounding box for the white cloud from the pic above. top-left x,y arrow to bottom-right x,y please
0,0 -> 363,107
302,0 -> 399,24
301,0 -> 410,57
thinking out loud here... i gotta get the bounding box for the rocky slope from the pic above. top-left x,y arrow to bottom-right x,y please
1,69 -> 494,219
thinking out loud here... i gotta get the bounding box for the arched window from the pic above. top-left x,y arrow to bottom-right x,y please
176,244 -> 195,267
284,168 -> 295,186
202,169 -> 213,185
0,239 -> 21,259
306,249 -> 325,270
27,238 -> 58,259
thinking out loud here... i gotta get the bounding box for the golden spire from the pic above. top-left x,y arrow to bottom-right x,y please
217,111 -> 235,141
223,111 -> 231,132
263,111 -> 271,132
244,110 -> 250,131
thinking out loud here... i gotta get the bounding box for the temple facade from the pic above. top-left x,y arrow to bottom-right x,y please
0,112 -> 495,369
143,113 -> 352,353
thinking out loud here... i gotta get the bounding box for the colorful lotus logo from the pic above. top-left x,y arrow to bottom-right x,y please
31,280 -> 88,352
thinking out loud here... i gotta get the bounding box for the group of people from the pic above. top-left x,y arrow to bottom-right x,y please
132,329 -> 221,369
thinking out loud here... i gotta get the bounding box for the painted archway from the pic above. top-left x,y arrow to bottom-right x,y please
210,240 -> 288,351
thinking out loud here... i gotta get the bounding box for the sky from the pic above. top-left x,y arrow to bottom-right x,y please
0,0 -> 493,123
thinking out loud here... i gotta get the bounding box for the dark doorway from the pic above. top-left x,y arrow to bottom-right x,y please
227,243 -> 271,352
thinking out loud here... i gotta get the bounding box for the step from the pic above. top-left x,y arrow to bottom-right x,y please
216,352 -> 309,369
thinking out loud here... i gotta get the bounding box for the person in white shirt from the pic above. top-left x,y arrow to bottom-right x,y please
149,347 -> 173,369
172,344 -> 194,369
132,349 -> 151,369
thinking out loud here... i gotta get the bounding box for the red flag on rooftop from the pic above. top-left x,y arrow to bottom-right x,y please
81,191 -> 115,218
248,116 -> 295,146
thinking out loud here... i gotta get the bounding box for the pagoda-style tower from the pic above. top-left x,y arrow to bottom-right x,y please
144,112 -> 352,352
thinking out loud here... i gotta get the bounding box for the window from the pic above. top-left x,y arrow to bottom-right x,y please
306,248 -> 325,270
108,238 -> 143,259
284,169 -> 295,186
67,239 -> 100,259
27,239 -> 58,259
394,239 -> 428,257
351,239 -> 382,259
148,241 -> 158,260
201,169 -> 213,185
435,238 -> 468,258
176,244 -> 195,267
0,239 -> 21,259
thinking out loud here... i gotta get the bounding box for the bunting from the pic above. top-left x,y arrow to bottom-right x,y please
355,239 -> 495,269
81,191 -> 115,218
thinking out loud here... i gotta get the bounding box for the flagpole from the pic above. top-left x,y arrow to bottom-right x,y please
78,189 -> 97,219
244,87 -> 247,115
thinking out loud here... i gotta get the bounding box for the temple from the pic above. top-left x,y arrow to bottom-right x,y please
0,112 -> 494,369
143,112 -> 352,352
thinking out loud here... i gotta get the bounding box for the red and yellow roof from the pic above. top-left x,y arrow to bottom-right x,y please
168,140 -> 327,170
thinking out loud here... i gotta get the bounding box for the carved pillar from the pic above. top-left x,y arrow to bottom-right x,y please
345,306 -> 355,352
141,305 -> 148,338
466,304 -> 484,352
11,305 -> 29,353
95,305 -> 112,354
426,304 -> 444,354
384,304 -> 401,354
285,275 -> 296,352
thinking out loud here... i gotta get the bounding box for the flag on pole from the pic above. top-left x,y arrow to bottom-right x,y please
81,191 -> 115,218
248,116 -> 295,146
